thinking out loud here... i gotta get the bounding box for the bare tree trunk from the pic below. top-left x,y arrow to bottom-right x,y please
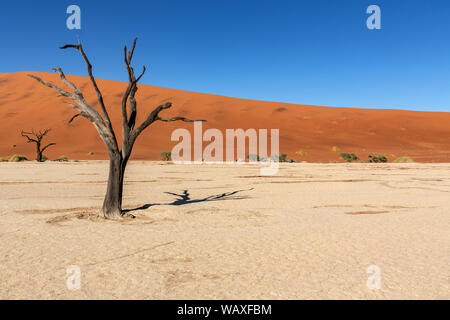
36,142 -> 43,162
102,147 -> 132,219
102,154 -> 124,218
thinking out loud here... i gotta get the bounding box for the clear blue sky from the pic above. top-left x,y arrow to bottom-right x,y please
1,0 -> 449,111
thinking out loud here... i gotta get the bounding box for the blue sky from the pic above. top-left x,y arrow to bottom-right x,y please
0,0 -> 449,111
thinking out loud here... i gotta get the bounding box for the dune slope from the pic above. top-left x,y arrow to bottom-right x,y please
1,71 -> 449,162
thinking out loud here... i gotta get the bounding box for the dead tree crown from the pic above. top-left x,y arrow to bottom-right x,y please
28,37 -> 205,218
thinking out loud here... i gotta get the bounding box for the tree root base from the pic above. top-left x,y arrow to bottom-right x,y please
100,211 -> 136,220
121,213 -> 136,219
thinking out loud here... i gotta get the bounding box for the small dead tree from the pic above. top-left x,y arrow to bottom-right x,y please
28,38 -> 205,219
21,129 -> 56,162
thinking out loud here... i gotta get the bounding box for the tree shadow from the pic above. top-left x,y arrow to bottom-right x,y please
123,188 -> 253,214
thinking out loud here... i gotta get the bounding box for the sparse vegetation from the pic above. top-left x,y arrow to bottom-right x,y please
279,154 -> 288,162
88,152 -> 94,156
247,154 -> 260,162
394,156 -> 414,163
247,154 -> 295,163
273,154 -> 296,163
332,146 -> 340,152
8,155 -> 28,162
340,153 -> 359,162
54,156 -> 68,162
296,150 -> 308,156
161,152 -> 172,161
368,155 -> 388,163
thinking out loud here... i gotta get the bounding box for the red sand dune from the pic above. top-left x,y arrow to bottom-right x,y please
1,71 -> 449,163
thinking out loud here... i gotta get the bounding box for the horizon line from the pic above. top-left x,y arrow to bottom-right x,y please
4,70 -> 449,114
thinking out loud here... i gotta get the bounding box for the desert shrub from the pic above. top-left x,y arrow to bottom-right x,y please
161,152 -> 172,161
368,155 -> 388,163
247,154 -> 260,162
296,150 -> 308,156
41,155 -> 49,162
332,146 -> 340,152
0,157 -> 9,162
394,156 -> 413,163
279,154 -> 288,162
8,155 -> 28,162
55,156 -> 68,162
249,154 -> 294,163
268,154 -> 294,163
88,152 -> 94,156
340,153 -> 359,162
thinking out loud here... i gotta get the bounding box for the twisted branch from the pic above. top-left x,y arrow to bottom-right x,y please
60,38 -> 113,132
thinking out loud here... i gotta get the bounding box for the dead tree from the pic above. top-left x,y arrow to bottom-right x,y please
21,129 -> 56,162
28,38 -> 205,219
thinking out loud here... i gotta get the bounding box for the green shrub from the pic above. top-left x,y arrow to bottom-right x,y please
279,154 -> 288,162
8,155 -> 28,162
340,153 -> 359,162
368,155 -> 388,163
296,150 -> 308,156
55,156 -> 68,162
250,154 -> 294,163
161,152 -> 172,161
332,146 -> 340,152
394,156 -> 413,163
267,154 -> 294,163
88,152 -> 94,156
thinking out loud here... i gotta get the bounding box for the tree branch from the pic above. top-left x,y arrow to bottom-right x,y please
40,129 -> 51,137
60,38 -> 113,132
132,102 -> 171,139
127,65 -> 146,130
41,143 -> 56,153
27,75 -> 74,99
21,130 -> 38,143
131,102 -> 206,142
68,113 -> 84,124
28,70 -> 119,155
29,71 -> 105,128
156,117 -> 206,123
122,38 -> 144,132
51,68 -> 82,95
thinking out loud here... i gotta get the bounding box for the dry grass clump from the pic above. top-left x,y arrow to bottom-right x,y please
394,156 -> 413,163
6,155 -> 28,162
54,155 -> 69,162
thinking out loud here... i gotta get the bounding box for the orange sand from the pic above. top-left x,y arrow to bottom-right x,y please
1,71 -> 449,162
